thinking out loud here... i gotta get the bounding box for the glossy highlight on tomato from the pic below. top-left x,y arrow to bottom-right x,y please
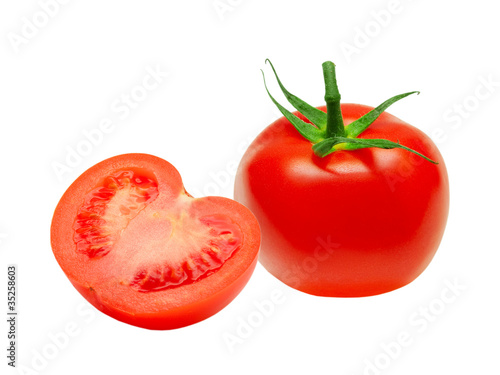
51,154 -> 260,329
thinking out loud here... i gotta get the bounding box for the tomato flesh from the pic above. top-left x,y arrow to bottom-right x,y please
74,169 -> 159,258
51,154 -> 260,329
128,214 -> 243,292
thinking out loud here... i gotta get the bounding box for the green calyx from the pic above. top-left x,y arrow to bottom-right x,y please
261,59 -> 438,164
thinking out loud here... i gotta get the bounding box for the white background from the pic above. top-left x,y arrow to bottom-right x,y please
1,0 -> 499,374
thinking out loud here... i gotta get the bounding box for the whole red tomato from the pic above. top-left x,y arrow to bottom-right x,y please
234,61 -> 449,297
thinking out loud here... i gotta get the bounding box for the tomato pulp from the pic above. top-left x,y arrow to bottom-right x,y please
51,154 -> 260,329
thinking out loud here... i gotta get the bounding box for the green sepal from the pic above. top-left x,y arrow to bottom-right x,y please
311,137 -> 345,157
265,59 -> 327,130
262,60 -> 436,165
261,70 -> 324,143
345,91 -> 420,138
313,136 -> 438,164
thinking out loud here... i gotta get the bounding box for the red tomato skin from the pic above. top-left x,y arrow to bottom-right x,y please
51,154 -> 260,329
235,104 -> 449,297
71,254 -> 258,330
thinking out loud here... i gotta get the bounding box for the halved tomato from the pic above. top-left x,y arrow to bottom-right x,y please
51,154 -> 260,330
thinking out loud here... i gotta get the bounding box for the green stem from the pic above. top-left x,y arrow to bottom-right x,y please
322,62 -> 346,138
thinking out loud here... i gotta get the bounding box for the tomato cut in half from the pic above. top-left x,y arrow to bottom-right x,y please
51,154 -> 260,330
